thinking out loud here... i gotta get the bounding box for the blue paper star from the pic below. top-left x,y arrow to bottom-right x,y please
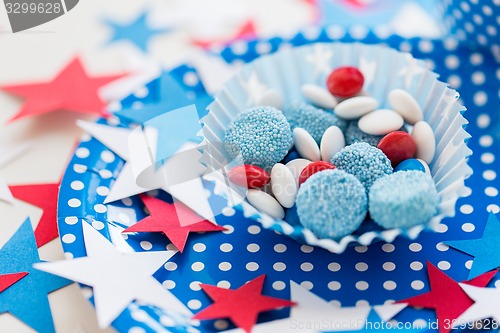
325,310 -> 425,333
116,72 -> 212,125
105,12 -> 169,52
0,219 -> 71,333
446,213 -> 500,279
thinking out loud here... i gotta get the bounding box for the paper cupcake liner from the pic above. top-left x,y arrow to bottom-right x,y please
201,42 -> 472,253
437,0 -> 499,57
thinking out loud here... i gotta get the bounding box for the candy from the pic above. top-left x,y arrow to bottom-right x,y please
224,106 -> 293,170
285,102 -> 347,143
345,120 -> 385,146
298,161 -> 336,186
301,84 -> 338,109
271,163 -> 298,208
377,131 -> 417,167
296,169 -> 367,239
228,165 -> 270,189
358,109 -> 405,135
326,66 -> 364,98
411,121 -> 436,164
286,158 -> 312,186
320,126 -> 345,162
388,89 -> 423,125
246,189 -> 285,220
369,171 -> 439,229
257,89 -> 284,110
293,128 -> 321,161
395,158 -> 431,175
283,150 -> 301,163
331,142 -> 393,190
334,96 -> 379,120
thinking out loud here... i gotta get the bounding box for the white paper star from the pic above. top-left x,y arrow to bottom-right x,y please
221,282 -> 404,333
241,72 -> 268,106
454,283 -> 500,326
189,51 -> 240,95
0,175 -> 13,203
0,142 -> 30,203
34,222 -> 191,328
359,57 -> 377,87
305,44 -> 334,78
397,54 -> 427,88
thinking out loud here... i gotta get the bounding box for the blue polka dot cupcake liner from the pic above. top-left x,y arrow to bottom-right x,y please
202,42 -> 472,253
437,0 -> 500,58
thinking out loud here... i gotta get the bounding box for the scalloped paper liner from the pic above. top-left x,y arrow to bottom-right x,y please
201,42 -> 472,253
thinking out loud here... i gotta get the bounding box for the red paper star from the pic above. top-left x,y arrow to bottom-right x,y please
0,272 -> 28,293
194,274 -> 295,333
123,194 -> 226,253
397,261 -> 497,333
1,58 -> 124,122
9,183 -> 59,248
192,20 -> 257,49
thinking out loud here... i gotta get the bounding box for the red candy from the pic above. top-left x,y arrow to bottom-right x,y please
298,161 -> 336,186
377,131 -> 417,168
228,165 -> 270,189
326,66 -> 364,98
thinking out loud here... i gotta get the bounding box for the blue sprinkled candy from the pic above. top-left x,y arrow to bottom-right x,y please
331,142 -> 393,190
296,169 -> 367,239
224,106 -> 293,170
369,170 -> 439,229
344,120 -> 385,146
285,102 -> 347,143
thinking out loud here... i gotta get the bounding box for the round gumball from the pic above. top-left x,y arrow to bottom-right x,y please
228,165 -> 270,189
326,66 -> 364,98
377,131 -> 417,168
395,158 -> 431,175
298,161 -> 336,186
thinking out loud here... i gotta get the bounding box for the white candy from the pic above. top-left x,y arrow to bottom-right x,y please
257,89 -> 284,110
246,189 -> 285,219
388,89 -> 423,125
320,126 -> 345,162
333,96 -> 379,120
412,121 -> 436,164
286,158 -> 312,186
358,109 -> 404,135
301,84 -> 338,109
271,163 -> 297,208
293,128 -> 320,161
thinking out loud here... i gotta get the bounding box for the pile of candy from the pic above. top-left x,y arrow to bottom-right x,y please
224,65 -> 440,240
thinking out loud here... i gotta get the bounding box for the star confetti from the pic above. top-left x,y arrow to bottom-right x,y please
0,219 -> 71,333
1,58 -> 124,122
446,213 -> 500,279
0,176 -> 13,204
396,261 -> 497,333
105,11 -> 170,52
194,274 -> 295,333
9,183 -> 60,248
34,221 -> 191,328
305,43 -> 334,78
123,194 -> 225,252
455,283 -> 500,325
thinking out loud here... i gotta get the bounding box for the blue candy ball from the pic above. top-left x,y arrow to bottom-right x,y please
296,169 -> 368,239
331,142 -> 393,190
224,106 -> 293,170
369,170 -> 439,229
285,102 -> 347,143
395,158 -> 430,174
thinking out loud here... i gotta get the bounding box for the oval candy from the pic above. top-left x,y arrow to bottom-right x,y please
271,163 -> 298,208
358,109 -> 404,136
411,121 -> 436,164
395,158 -> 431,175
228,165 -> 270,189
388,89 -> 423,125
293,128 -> 321,161
377,131 -> 417,167
246,189 -> 285,219
334,96 -> 379,120
320,126 -> 345,162
301,84 -> 338,109
326,66 -> 364,98
257,89 -> 284,110
298,161 -> 336,186
286,158 -> 312,185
